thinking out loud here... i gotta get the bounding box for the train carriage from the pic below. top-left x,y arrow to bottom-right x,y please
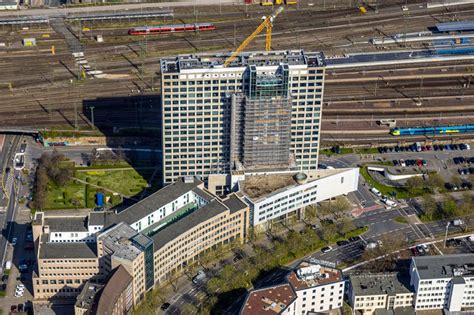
129,23 -> 215,35
390,124 -> 474,136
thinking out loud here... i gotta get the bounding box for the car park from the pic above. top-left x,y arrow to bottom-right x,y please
321,246 -> 333,253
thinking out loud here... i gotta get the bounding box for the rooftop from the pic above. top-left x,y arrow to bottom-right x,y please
97,222 -> 142,262
240,283 -> 296,315
75,282 -> 103,312
113,177 -> 203,226
350,273 -> 413,296
240,169 -> 350,201
39,236 -> 97,259
151,193 -> 246,250
287,261 -> 342,290
96,265 -> 133,315
412,254 -> 474,279
160,50 -> 324,73
44,216 -> 88,232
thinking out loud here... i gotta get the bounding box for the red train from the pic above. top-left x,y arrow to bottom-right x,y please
128,23 -> 215,35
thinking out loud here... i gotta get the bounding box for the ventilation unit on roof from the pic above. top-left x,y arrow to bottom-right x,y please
184,176 -> 194,184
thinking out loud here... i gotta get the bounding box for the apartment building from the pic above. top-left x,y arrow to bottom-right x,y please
240,261 -> 344,315
235,168 -> 358,227
348,273 -> 414,315
160,50 -> 326,184
32,177 -> 249,304
410,254 -> 474,312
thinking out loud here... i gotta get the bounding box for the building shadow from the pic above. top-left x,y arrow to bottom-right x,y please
81,95 -> 163,210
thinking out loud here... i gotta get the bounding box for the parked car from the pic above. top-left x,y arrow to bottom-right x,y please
399,159 -> 406,167
336,240 -> 349,247
321,246 -> 333,253
11,238 -> 17,246
160,303 -> 171,311
349,236 -> 361,242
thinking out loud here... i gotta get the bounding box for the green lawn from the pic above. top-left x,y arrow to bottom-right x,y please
394,216 -> 408,224
43,168 -> 151,210
76,169 -> 148,196
45,181 -> 86,209
359,166 -> 424,199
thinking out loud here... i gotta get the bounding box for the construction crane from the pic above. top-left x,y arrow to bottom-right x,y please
224,6 -> 284,67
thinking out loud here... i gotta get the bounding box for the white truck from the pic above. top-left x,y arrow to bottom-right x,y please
452,219 -> 464,226
382,197 -> 397,209
370,187 -> 382,197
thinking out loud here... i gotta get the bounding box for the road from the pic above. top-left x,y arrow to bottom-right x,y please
0,135 -> 21,271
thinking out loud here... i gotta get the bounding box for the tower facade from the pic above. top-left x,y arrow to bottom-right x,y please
160,50 -> 325,184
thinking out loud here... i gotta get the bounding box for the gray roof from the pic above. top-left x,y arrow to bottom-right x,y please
350,273 -> 413,296
412,254 -> 474,279
89,212 -> 105,226
222,194 -> 248,213
151,199 -> 229,250
113,177 -> 202,225
39,238 -> 97,259
98,222 -> 142,261
192,187 -> 214,202
45,217 -> 88,232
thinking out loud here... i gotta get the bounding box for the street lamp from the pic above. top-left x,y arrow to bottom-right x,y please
89,106 -> 95,128
444,222 -> 451,248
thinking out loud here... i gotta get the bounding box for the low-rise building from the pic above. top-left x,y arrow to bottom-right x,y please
348,273 -> 414,315
410,253 -> 474,312
234,168 -> 358,228
240,261 -> 345,314
74,282 -> 103,315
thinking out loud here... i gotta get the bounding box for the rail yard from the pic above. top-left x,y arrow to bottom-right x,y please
1,0 -> 474,146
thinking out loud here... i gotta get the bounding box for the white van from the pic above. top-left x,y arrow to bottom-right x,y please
370,187 -> 382,197
5,261 -> 11,270
382,197 -> 397,208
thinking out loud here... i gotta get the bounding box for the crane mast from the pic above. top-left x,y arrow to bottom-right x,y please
224,7 -> 284,67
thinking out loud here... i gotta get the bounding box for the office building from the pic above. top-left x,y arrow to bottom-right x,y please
240,260 -> 344,314
32,213 -> 104,301
160,50 -> 325,184
32,177 -> 249,303
410,253 -> 474,312
233,168 -> 358,228
348,273 -> 414,315
74,265 -> 134,315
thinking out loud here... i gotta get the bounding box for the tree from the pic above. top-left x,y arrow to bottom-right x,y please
330,196 -> 352,219
304,205 -> 318,225
421,195 -> 437,220
320,223 -> 338,241
426,173 -> 444,192
337,217 -> 356,236
405,176 -> 424,191
441,195 -> 458,218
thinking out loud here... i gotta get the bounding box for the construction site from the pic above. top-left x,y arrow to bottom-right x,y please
0,0 -> 474,148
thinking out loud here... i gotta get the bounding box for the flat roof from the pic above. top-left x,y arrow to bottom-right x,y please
287,262 -> 342,290
151,199 -> 229,250
240,169 -> 350,201
350,273 -> 413,296
98,222 -> 142,262
45,216 -> 88,232
412,254 -> 474,279
39,238 -> 97,260
240,283 -> 296,315
113,177 -> 202,225
161,50 -> 324,73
